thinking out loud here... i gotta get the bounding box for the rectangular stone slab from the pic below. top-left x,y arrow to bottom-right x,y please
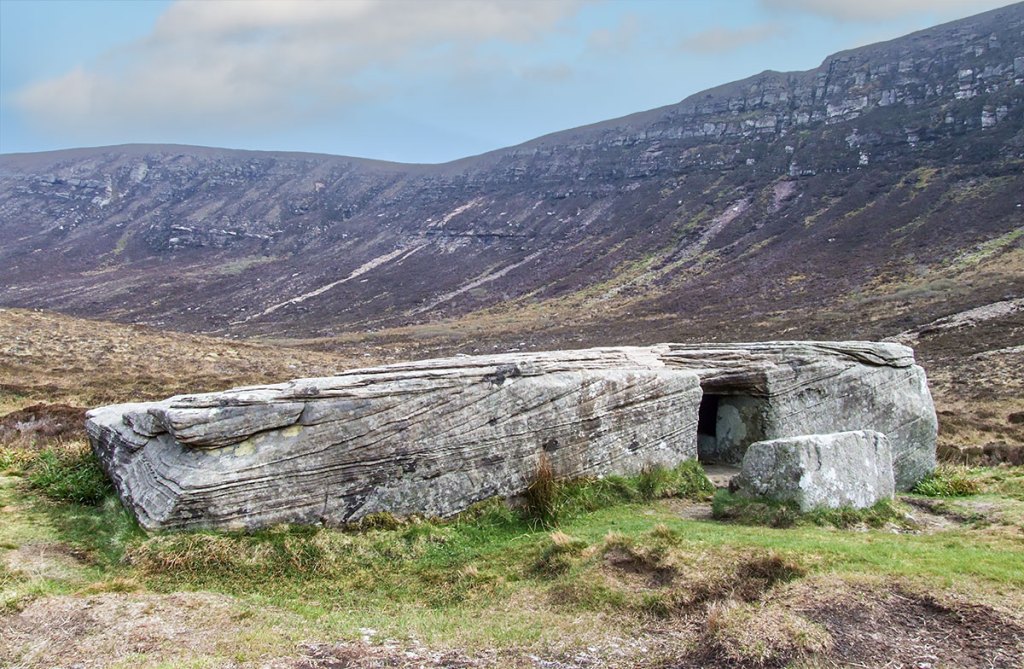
87,356 -> 702,531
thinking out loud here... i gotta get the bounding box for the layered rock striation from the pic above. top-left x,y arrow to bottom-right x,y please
87,341 -> 937,531
88,348 -> 703,531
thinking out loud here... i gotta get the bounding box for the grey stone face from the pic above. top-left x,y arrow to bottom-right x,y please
663,341 -> 938,489
87,341 -> 937,531
733,430 -> 896,511
88,352 -> 701,531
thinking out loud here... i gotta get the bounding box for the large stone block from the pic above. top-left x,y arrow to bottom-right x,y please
87,351 -> 702,531
733,430 -> 896,511
663,341 -> 937,489
87,341 -> 937,531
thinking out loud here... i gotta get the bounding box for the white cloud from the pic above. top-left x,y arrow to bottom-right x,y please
587,14 -> 642,53
14,0 -> 585,138
679,23 -> 785,54
761,0 -> 1011,22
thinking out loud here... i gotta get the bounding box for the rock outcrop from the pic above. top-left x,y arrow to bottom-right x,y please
733,430 -> 896,511
87,349 -> 703,531
663,341 -> 937,490
87,341 -> 937,531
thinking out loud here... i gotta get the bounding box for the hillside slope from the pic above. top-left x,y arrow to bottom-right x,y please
1,3 -> 1022,340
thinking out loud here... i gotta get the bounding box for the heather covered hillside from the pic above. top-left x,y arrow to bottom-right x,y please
1,4 -> 1022,343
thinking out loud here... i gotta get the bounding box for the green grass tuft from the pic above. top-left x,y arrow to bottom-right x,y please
0,563 -> 31,612
24,446 -> 112,505
913,465 -> 983,497
532,531 -> 589,575
712,490 -> 907,529
522,455 -> 560,525
0,448 -> 35,473
712,490 -> 802,528
525,460 -> 715,527
638,460 -> 716,501
804,499 -> 908,529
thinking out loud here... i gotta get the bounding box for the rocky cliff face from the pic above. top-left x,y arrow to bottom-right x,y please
1,4 -> 1022,341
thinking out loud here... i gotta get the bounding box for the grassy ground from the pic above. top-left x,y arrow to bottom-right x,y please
0,308 -> 362,411
1,308 -> 1023,667
2,440 -> 1022,668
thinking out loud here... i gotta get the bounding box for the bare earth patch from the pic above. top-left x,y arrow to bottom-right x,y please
2,555 -> 1023,668
672,500 -> 714,522
273,642 -> 500,669
900,497 -> 967,532
0,592 -> 289,669
269,631 -> 696,669
2,542 -> 90,581
800,581 -> 1024,669
664,578 -> 1024,669
0,591 -> 676,669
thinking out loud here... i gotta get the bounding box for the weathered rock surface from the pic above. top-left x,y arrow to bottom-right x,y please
86,341 -> 936,531
87,349 -> 702,531
733,430 -> 896,511
664,341 -> 938,489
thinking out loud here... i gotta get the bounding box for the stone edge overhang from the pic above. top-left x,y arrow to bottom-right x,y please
85,340 -> 917,450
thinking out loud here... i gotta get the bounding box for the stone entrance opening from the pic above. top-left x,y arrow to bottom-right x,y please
697,394 -> 720,462
696,391 -> 767,465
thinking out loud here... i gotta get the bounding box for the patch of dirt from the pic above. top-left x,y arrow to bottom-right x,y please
901,497 -> 980,531
0,592 -> 681,669
719,555 -> 806,605
3,577 -> 1022,669
603,547 -> 676,588
2,542 -> 90,580
663,579 -> 1024,669
661,498 -> 713,521
0,403 -> 87,446
679,503 -> 713,521
805,583 -> 1024,669
902,495 -> 1024,534
601,548 -> 805,613
275,642 -> 500,669
701,465 -> 740,490
0,592 -> 269,669
274,633 -> 690,669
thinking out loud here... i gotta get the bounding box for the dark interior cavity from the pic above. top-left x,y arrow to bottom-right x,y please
697,394 -> 720,438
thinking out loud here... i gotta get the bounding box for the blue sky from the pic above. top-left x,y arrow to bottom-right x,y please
0,0 -> 1014,163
